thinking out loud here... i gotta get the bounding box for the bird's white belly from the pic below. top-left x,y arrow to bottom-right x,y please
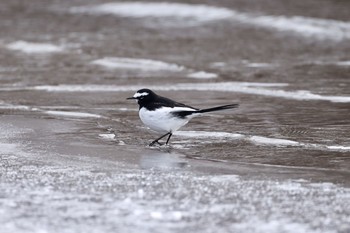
139,107 -> 191,133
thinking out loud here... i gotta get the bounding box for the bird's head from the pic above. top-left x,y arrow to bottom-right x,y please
127,89 -> 156,104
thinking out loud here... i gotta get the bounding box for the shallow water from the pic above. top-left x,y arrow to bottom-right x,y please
1,0 -> 350,232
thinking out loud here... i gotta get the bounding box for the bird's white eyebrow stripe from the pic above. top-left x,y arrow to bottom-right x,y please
133,92 -> 149,98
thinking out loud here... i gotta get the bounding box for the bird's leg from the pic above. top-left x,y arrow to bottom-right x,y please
165,133 -> 173,145
149,132 -> 170,146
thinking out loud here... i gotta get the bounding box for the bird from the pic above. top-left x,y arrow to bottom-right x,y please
127,89 -> 239,146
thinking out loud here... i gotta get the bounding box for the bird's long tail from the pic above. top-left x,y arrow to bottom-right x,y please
196,103 -> 239,113
172,103 -> 239,118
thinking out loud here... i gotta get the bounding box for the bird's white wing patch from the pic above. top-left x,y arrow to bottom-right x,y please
171,107 -> 197,112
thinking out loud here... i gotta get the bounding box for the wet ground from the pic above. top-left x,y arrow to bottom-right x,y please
1,0 -> 350,232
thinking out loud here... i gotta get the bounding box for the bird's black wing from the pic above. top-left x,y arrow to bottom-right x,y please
150,96 -> 198,118
153,96 -> 198,109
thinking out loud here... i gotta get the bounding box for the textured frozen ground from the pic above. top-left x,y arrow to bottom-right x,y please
1,116 -> 350,233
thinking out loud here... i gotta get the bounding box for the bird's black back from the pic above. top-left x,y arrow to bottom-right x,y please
137,90 -> 197,111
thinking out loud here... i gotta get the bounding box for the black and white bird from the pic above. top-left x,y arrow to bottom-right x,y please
127,89 -> 239,146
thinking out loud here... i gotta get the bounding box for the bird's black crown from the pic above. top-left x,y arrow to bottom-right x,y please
127,89 -> 157,108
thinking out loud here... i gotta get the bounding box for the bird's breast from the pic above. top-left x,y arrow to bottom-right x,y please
139,107 -> 191,133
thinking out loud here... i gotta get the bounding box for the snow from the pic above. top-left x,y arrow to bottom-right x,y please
175,131 -> 244,139
30,82 -> 350,103
335,61 -> 350,66
6,41 -> 64,54
326,145 -> 350,151
71,2 -> 350,40
91,57 -> 185,72
249,136 -> 300,146
43,110 -> 103,118
187,71 -> 218,79
98,133 -> 116,140
71,2 -> 234,26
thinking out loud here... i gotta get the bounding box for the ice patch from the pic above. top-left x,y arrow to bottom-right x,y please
6,41 -> 63,54
239,15 -> 350,40
0,142 -> 19,154
91,57 -> 220,78
117,107 -> 134,111
175,131 -> 350,152
98,133 -> 125,145
31,84 -> 132,92
187,71 -> 218,79
147,210 -> 182,221
307,60 -> 350,66
0,102 -> 105,118
209,175 -> 240,183
99,133 -> 116,140
326,145 -> 350,151
210,62 -> 226,68
0,102 -> 42,112
0,104 -> 32,111
70,2 -> 234,26
30,82 -> 350,103
43,110 -> 103,119
176,131 -> 300,147
91,57 -> 185,72
232,217 -> 321,233
335,61 -> 350,66
167,83 -> 350,103
308,183 -> 337,192
70,2 -> 350,40
0,123 -> 32,157
249,136 -> 300,146
29,82 -> 287,92
275,181 -> 306,192
245,63 -> 274,68
175,131 -> 244,139
231,82 -> 289,87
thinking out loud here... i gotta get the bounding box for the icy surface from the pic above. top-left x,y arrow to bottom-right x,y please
175,131 -> 350,151
326,145 -> 350,151
1,124 -> 350,233
238,15 -> 350,40
249,136 -> 299,146
1,0 -> 350,232
175,131 -> 244,139
71,2 -> 350,39
244,62 -> 275,68
43,110 -> 103,119
71,2 -> 234,26
6,41 -> 64,54
98,130 -> 350,152
29,82 -> 350,103
91,57 -> 185,71
187,71 -> 218,79
335,61 -> 350,66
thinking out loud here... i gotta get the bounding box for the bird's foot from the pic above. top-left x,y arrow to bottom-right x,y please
149,140 -> 163,147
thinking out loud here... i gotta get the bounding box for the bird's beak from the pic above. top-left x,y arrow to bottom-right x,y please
127,97 -> 136,100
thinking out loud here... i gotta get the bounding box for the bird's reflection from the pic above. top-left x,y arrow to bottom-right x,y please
139,148 -> 188,170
